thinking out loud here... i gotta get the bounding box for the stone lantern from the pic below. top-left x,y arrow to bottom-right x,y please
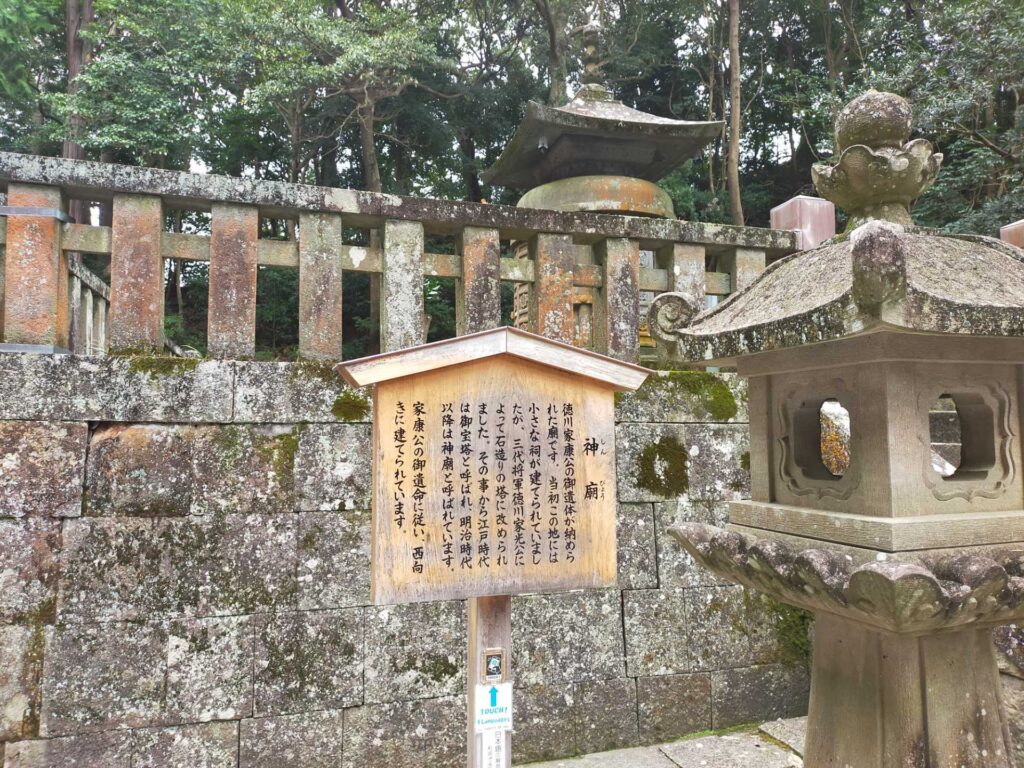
649,91 -> 1024,767
482,21 -> 721,347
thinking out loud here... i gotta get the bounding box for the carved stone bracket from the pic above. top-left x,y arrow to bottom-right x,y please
670,522 -> 1024,635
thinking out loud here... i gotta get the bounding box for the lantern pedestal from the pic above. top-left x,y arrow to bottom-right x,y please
808,614 -> 1013,768
671,522 -> 1024,768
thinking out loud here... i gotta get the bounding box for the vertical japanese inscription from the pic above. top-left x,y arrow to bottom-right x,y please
441,402 -> 456,570
411,401 -> 427,573
393,401 -> 407,530
372,357 -> 617,603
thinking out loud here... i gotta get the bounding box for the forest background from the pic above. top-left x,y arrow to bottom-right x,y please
0,0 -> 1021,357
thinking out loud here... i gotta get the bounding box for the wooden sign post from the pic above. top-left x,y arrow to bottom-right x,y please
339,327 -> 649,768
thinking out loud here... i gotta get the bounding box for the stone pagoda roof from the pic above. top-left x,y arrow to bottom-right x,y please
649,90 -> 1024,365
481,84 -> 722,189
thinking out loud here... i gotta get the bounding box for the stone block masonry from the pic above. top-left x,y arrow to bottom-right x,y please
0,356 -> 810,767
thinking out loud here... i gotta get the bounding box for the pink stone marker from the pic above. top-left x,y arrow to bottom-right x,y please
1000,219 -> 1024,249
770,195 -> 836,250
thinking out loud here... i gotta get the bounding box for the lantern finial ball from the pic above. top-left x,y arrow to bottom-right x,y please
835,90 -> 913,152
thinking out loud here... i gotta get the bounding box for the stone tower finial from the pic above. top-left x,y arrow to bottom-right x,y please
573,19 -> 614,102
581,20 -> 604,86
812,90 -> 943,228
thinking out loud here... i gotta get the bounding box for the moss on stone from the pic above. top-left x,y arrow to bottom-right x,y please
740,451 -> 751,472
18,595 -> 56,738
299,527 -> 319,552
742,588 -> 813,666
214,425 -> 246,464
635,435 -> 689,497
332,390 -> 370,421
256,425 -> 305,484
289,358 -> 339,386
626,371 -> 738,422
402,654 -> 459,684
124,355 -> 200,379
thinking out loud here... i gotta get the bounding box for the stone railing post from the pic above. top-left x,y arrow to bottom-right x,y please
208,203 -> 259,358
67,260 -> 111,354
110,194 -> 164,351
1000,219 -> 1024,249
92,294 -> 107,353
0,227 -> 5,341
593,237 -> 640,362
298,212 -> 345,360
82,286 -> 94,354
770,195 -> 836,250
68,270 -> 83,351
2,184 -> 68,349
530,233 -> 574,344
456,226 -> 501,336
656,242 -> 706,311
381,219 -> 425,352
718,247 -> 766,293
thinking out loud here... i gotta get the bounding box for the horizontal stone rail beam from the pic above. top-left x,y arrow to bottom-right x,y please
0,151 -> 791,360
0,152 -> 797,254
42,224 -> 735,294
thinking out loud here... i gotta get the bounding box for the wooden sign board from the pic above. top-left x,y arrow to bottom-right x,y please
338,327 -> 649,606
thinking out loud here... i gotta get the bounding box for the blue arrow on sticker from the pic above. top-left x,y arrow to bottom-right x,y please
489,686 -> 499,707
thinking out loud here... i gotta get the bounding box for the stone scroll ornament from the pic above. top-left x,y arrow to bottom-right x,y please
648,90 -> 1024,768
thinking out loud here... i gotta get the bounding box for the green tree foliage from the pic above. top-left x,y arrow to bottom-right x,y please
0,0 -> 63,153
2,0 -> 1022,355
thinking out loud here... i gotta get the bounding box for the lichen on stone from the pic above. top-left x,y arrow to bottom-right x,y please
635,435 -> 689,497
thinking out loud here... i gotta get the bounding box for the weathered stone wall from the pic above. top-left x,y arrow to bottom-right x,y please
0,353 -> 808,767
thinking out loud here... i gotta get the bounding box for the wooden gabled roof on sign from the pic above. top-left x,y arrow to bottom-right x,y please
336,326 -> 651,392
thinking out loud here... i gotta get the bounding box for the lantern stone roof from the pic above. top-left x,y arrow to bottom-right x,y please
650,222 -> 1024,365
650,90 -> 1024,365
480,84 -> 722,189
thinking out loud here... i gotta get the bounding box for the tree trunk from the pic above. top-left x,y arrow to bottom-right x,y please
64,0 -> 93,225
535,0 -> 569,106
357,101 -> 382,193
63,0 -> 91,162
357,99 -> 382,355
458,134 -> 483,202
727,0 -> 744,226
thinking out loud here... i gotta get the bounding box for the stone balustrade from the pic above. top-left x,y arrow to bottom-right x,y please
0,151 -> 798,361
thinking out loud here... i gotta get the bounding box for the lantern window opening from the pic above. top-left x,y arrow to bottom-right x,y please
929,393 -> 996,482
818,399 -> 851,478
790,397 -> 852,482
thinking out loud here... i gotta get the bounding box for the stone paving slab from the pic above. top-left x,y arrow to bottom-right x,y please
758,716 -> 807,756
519,727 -> 805,768
516,746 -> 677,767
660,732 -> 800,767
